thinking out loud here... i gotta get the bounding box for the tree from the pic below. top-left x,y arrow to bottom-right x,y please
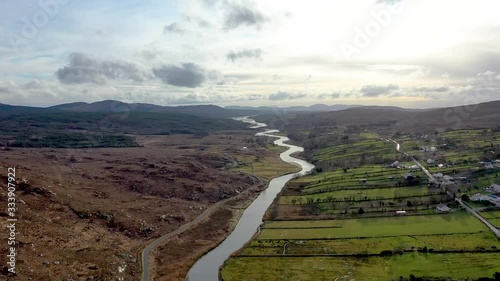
407,200 -> 413,207
358,207 -> 365,215
461,194 -> 470,201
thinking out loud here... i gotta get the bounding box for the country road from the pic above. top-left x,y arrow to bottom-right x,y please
140,181 -> 262,281
369,130 -> 500,240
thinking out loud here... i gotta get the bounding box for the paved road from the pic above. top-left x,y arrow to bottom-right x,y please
456,198 -> 500,238
369,130 -> 500,240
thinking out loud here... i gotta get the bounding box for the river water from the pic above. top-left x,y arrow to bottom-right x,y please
186,117 -> 315,281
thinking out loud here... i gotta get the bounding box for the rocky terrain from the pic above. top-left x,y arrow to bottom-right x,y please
0,131 -> 284,280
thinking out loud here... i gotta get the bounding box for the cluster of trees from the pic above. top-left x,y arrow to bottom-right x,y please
397,272 -> 500,281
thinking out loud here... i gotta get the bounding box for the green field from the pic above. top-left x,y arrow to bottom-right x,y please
313,133 -> 397,163
242,232 -> 499,256
481,211 -> 500,219
222,128 -> 500,280
488,218 -> 500,228
259,213 -> 488,239
232,144 -> 301,180
221,253 -> 500,281
280,185 -> 436,204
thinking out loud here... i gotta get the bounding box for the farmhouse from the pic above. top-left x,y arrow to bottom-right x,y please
402,172 -> 414,180
487,194 -> 500,203
427,158 -> 436,165
408,164 -> 420,171
471,193 -> 500,205
388,161 -> 402,169
490,184 -> 500,193
396,210 -> 406,215
436,204 -> 451,212
433,172 -> 444,179
443,175 -> 455,182
428,179 -> 438,187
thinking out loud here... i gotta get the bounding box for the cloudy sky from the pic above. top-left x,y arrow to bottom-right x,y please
1,0 -> 500,108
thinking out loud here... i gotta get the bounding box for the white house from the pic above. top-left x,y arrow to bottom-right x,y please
408,164 -> 420,171
443,175 -> 455,182
389,161 -> 401,169
470,193 -> 484,201
490,184 -> 500,193
427,158 -> 436,165
486,194 -> 500,203
436,204 -> 451,212
433,172 -> 444,179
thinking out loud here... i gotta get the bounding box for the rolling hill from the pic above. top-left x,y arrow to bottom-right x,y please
285,101 -> 500,132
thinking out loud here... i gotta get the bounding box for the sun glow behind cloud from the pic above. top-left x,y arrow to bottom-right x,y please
0,0 -> 499,107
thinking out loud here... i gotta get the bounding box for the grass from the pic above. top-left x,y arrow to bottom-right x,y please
222,128 -> 500,280
232,144 -> 301,180
221,253 -> 500,281
258,213 -> 488,239
280,185 -> 435,204
481,211 -> 500,219
242,232 -> 500,256
487,218 -> 500,228
297,166 -> 420,192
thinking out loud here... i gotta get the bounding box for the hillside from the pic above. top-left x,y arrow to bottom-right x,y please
0,111 -> 247,148
285,101 -> 500,132
48,100 -> 258,118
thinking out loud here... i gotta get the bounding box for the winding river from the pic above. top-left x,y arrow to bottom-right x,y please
186,117 -> 315,281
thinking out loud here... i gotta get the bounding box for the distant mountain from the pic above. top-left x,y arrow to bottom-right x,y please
286,101 -> 500,132
0,103 -> 58,115
49,100 -> 257,118
225,104 -> 362,112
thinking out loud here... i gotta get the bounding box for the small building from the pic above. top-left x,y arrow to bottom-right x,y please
428,179 -> 438,188
471,193 -> 500,204
402,172 -> 414,180
358,179 -> 367,184
487,194 -> 500,202
430,146 -> 438,152
490,184 -> 500,193
427,158 -> 436,165
436,204 -> 451,212
437,164 -> 444,168
388,161 -> 402,169
471,193 -> 488,201
433,172 -> 444,179
408,164 -> 420,171
396,210 -> 406,215
443,175 -> 455,182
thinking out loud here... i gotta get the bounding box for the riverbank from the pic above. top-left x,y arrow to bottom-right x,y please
187,127 -> 315,281
140,134 -> 300,280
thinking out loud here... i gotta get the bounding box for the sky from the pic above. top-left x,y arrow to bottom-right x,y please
1,0 -> 500,108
